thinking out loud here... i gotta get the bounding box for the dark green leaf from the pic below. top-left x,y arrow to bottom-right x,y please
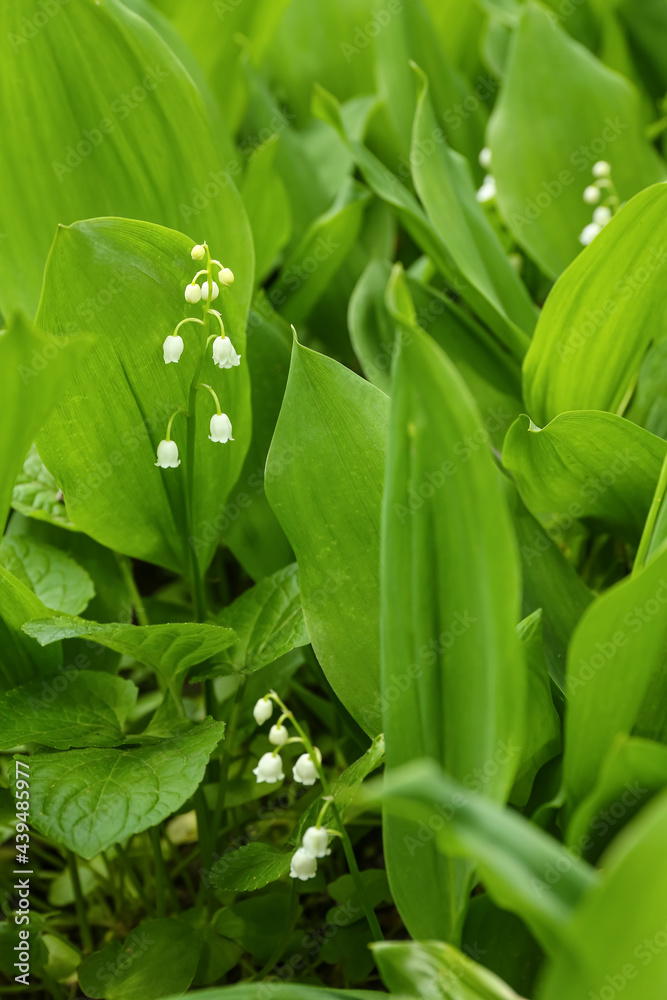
13,719 -> 224,858
0,672 -> 137,750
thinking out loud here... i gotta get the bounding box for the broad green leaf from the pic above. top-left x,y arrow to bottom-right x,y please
563,546 -> 667,808
462,895 -> 544,1000
488,2 -> 665,278
267,0 -> 376,121
512,611 -> 561,807
13,719 -> 224,858
0,564 -> 61,694
625,339 -> 667,440
504,483 -> 593,691
11,445 -> 75,530
162,985 -> 382,1000
0,672 -> 137,750
539,789 -> 667,1000
381,325 -> 525,941
367,760 -> 598,954
0,535 -> 94,616
240,136 -> 291,284
522,185 -> 667,424
411,66 -> 537,342
271,179 -> 370,325
312,85 -> 528,361
0,312 -> 90,530
348,258 -> 396,394
373,940 -> 524,999
206,563 -> 308,675
266,340 -> 388,735
220,298 -> 294,579
36,217 -> 251,574
210,843 -> 291,892
78,918 -> 200,1000
23,617 -> 236,685
0,0 -> 253,317
567,736 -> 667,861
374,0 -> 485,164
385,267 -> 523,450
504,411 -> 667,542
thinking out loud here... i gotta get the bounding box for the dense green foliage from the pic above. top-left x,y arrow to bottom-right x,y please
1,1 -> 667,999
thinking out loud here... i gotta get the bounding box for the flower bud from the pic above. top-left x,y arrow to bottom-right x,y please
201,280 -> 219,301
478,146 -> 492,169
579,222 -> 601,246
293,749 -> 321,786
212,335 -> 241,369
185,282 -> 202,304
593,205 -> 612,226
583,185 -> 600,205
191,244 -> 206,260
209,413 -> 234,443
476,175 -> 496,203
302,826 -> 331,858
290,847 -> 317,881
253,697 -> 273,725
269,723 -> 288,746
163,334 -> 184,364
218,267 -> 235,286
253,751 -> 284,784
592,160 -> 611,178
154,440 -> 180,469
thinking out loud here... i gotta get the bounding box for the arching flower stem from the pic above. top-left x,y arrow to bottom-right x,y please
267,690 -> 383,941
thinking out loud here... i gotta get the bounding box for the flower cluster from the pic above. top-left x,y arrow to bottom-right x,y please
251,692 -> 335,880
252,693 -> 322,787
155,242 -> 241,469
290,824 -> 333,881
579,161 -> 618,245
476,147 -> 496,204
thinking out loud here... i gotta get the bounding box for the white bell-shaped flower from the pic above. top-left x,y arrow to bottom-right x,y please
163,334 -> 184,364
302,826 -> 331,859
592,160 -> 611,178
593,205 -> 612,226
253,751 -> 284,784
579,222 -> 601,246
191,244 -> 206,260
218,267 -> 235,287
201,280 -> 219,301
583,185 -> 600,205
209,413 -> 234,443
476,175 -> 496,203
253,697 -> 273,725
212,336 -> 241,369
269,723 -> 288,746
293,750 -> 320,786
290,847 -> 318,881
478,146 -> 492,169
154,440 -> 180,469
185,282 -> 202,304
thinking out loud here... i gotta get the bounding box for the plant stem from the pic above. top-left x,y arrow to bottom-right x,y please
184,249 -> 213,623
115,842 -> 151,911
633,450 -> 667,577
115,552 -> 149,626
67,851 -> 93,953
150,826 -> 166,918
268,692 -> 384,942
212,681 -> 243,848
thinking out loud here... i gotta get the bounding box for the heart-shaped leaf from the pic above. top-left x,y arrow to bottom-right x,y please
23,616 -> 236,685
13,719 -> 225,858
0,672 -> 137,750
